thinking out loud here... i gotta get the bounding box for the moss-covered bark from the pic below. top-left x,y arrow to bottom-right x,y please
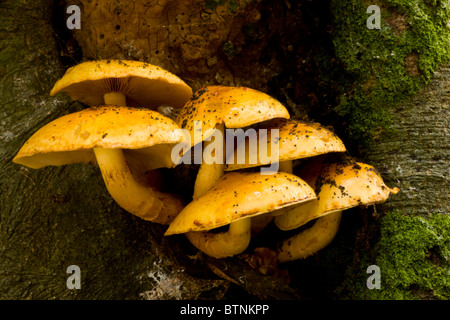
337,211 -> 450,299
337,63 -> 450,300
329,0 -> 450,149
258,0 -> 449,300
326,1 -> 450,299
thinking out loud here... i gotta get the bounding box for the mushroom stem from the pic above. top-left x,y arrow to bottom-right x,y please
249,160 -> 293,234
151,192 -> 185,225
188,123 -> 257,258
193,123 -> 225,199
185,218 -> 252,259
275,200 -> 320,231
104,92 -> 127,106
93,147 -> 174,222
277,210 -> 342,263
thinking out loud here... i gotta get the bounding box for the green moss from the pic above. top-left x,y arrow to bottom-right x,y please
338,211 -> 450,299
222,40 -> 237,59
330,0 -> 450,147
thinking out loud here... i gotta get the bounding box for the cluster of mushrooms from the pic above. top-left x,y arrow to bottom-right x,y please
13,60 -> 399,266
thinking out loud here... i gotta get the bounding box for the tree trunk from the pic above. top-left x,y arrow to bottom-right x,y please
363,64 -> 449,216
342,64 -> 450,299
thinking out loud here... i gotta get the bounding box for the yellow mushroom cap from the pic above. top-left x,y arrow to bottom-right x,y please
274,160 -> 400,230
164,171 -> 316,235
50,60 -> 193,108
176,86 -> 290,146
13,105 -> 187,171
225,118 -> 347,171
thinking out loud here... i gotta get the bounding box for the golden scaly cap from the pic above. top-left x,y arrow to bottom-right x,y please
50,60 -> 192,108
176,85 -> 290,147
165,171 -> 316,235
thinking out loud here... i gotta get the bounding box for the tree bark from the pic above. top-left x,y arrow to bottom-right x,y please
335,63 -> 450,300
363,64 -> 449,216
